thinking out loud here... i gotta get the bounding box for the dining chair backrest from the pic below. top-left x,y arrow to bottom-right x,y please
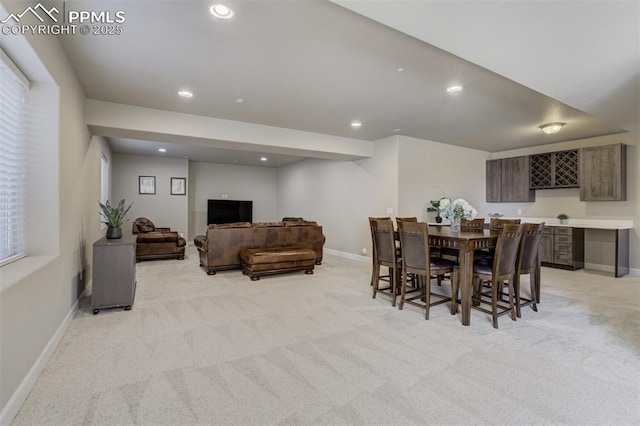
490,218 -> 522,232
461,218 -> 485,232
397,221 -> 429,272
516,222 -> 545,273
493,223 -> 524,277
396,216 -> 417,228
370,218 -> 397,265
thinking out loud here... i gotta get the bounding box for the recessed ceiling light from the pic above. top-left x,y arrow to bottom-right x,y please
393,128 -> 402,132
446,85 -> 463,93
235,98 -> 244,103
210,4 -> 233,19
260,157 -> 268,161
350,121 -> 362,128
540,122 -> 565,134
178,90 -> 193,98
158,148 -> 167,152
396,67 -> 404,72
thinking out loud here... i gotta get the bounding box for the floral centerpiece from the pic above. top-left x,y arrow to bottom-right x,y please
439,198 -> 478,232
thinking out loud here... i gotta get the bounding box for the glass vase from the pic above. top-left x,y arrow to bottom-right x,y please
450,217 -> 461,233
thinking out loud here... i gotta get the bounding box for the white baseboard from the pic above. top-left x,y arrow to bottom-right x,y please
324,248 -> 369,263
584,262 -> 614,273
0,294 -> 81,425
584,262 -> 640,278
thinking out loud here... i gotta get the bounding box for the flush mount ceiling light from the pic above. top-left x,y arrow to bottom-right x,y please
540,122 -> 565,134
235,98 -> 244,103
350,121 -> 362,128
210,4 -> 234,19
178,90 -> 193,98
158,148 -> 167,152
446,84 -> 463,93
260,157 -> 268,161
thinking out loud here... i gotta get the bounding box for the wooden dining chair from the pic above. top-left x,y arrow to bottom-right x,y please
471,223 -> 524,328
511,222 -> 545,317
369,217 -> 391,287
396,217 -> 417,226
370,217 -> 403,307
490,218 -> 521,231
461,218 -> 485,231
397,221 -> 458,319
440,218 -> 486,263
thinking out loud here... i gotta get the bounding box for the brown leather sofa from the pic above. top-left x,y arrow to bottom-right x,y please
193,219 -> 325,275
132,217 -> 187,261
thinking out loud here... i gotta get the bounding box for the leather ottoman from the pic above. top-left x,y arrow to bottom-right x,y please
240,247 -> 316,281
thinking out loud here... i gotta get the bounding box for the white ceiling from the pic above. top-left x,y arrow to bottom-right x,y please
52,0 -> 636,164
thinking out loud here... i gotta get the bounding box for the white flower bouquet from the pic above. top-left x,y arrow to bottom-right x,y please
439,198 -> 478,223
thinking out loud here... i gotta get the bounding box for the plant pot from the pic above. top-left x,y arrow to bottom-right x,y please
106,227 -> 122,239
435,216 -> 442,224
559,219 -> 568,225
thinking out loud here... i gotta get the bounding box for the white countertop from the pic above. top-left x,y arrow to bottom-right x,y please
432,218 -> 633,230
508,217 -> 633,230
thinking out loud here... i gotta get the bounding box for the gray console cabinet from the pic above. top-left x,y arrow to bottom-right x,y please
540,226 -> 584,271
92,235 -> 136,314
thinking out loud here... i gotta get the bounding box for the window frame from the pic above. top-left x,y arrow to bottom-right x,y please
0,48 -> 29,267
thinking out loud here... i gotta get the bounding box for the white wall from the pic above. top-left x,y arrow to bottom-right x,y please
189,161 -> 278,239
277,136 -> 398,255
488,133 -> 639,271
0,4 -> 107,420
397,136 -> 490,221
112,154 -> 189,237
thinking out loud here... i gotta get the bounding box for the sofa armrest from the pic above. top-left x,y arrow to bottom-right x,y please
194,235 -> 207,251
136,231 -> 179,243
156,227 -> 171,231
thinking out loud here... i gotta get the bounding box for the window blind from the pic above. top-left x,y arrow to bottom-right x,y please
0,49 -> 28,265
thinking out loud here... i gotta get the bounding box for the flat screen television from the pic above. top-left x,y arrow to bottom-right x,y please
207,200 -> 253,224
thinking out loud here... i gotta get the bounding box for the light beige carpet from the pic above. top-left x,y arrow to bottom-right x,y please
12,247 -> 640,425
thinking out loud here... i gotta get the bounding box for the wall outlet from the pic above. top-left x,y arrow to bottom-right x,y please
386,207 -> 393,214
517,208 -> 522,215
221,193 -> 229,199
361,247 -> 367,255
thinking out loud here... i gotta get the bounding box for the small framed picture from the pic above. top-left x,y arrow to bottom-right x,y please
139,176 -> 156,194
171,177 -> 186,195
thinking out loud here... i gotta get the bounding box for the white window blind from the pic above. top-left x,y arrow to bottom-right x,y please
0,49 -> 28,265
100,154 -> 108,228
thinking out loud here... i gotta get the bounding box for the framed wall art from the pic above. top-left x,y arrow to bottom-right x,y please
139,176 -> 156,194
171,177 -> 186,195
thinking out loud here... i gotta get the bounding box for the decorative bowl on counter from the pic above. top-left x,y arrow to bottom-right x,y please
488,213 -> 504,218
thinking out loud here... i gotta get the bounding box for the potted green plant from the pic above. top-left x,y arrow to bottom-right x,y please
99,199 -> 133,239
427,199 -> 443,223
557,213 -> 569,225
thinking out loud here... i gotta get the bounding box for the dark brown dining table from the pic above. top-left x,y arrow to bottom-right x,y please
428,226 -> 499,326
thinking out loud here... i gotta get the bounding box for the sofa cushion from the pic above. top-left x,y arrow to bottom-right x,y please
207,222 -> 252,229
252,222 -> 284,228
136,231 -> 179,243
284,220 -> 318,226
240,247 -> 316,265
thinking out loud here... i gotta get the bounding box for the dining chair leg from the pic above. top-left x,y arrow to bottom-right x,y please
491,279 -> 499,329
372,264 -> 379,299
399,269 -> 408,310
424,277 -> 432,320
513,273 -> 522,318
450,268 -> 459,315
507,276 -> 516,321
530,267 -> 539,312
391,267 -> 397,307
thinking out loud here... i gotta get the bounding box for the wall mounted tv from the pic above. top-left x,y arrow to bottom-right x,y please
207,200 -> 253,224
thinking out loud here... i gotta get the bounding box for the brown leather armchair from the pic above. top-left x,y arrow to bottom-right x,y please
132,217 -> 186,261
